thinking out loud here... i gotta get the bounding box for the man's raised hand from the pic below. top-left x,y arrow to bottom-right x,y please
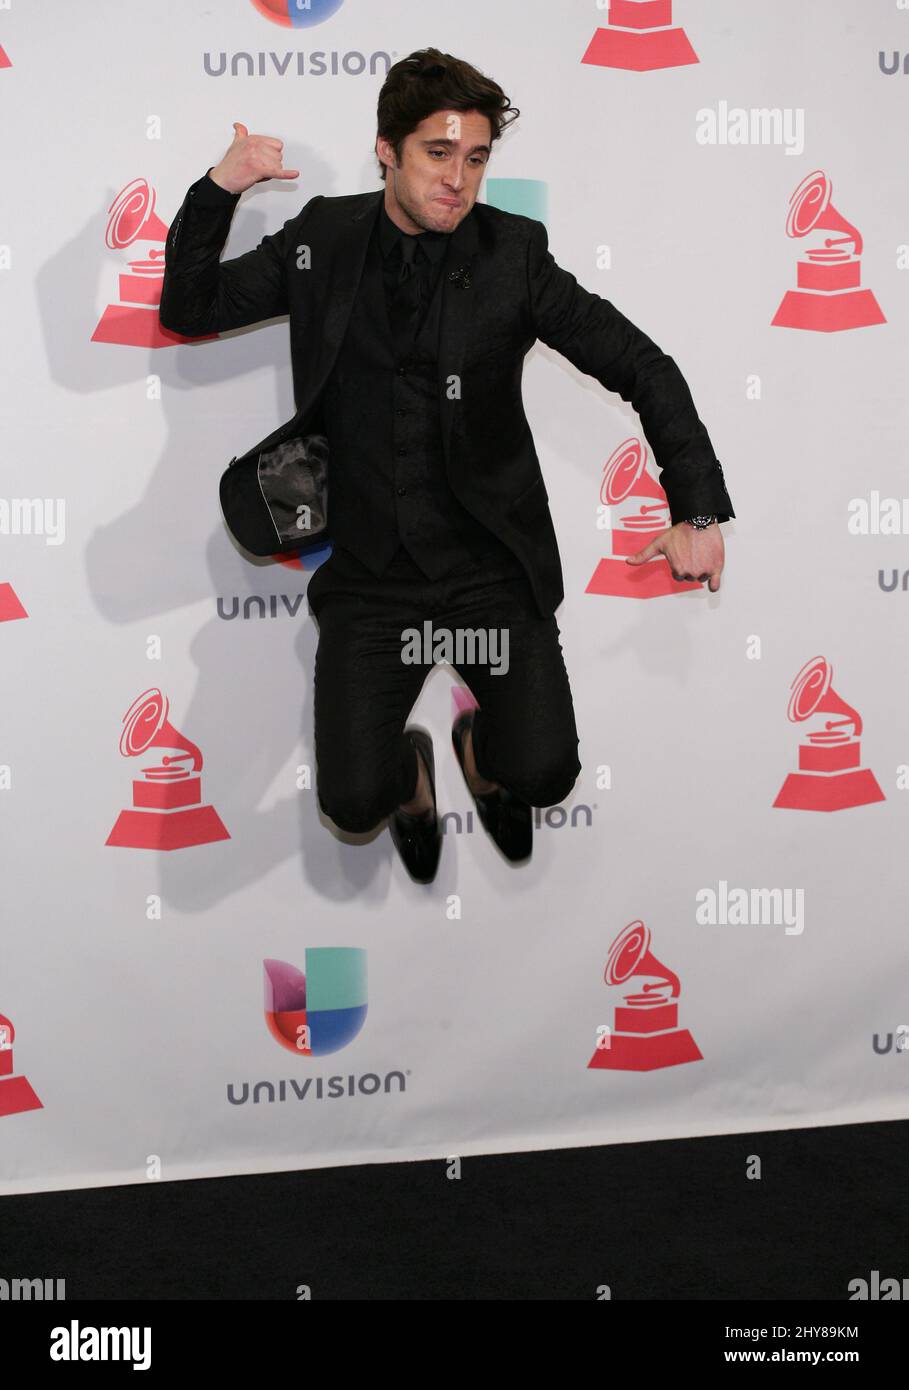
208,122 -> 300,195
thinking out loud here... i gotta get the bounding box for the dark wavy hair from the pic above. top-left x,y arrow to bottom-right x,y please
375,47 -> 520,182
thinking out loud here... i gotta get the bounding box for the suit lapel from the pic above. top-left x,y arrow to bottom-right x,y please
309,190 -> 384,397
232,193 -> 383,464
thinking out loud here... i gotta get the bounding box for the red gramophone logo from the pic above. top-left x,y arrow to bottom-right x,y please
0,46 -> 10,69
773,656 -> 885,812
582,0 -> 697,72
588,919 -> 702,1071
106,687 -> 230,849
92,178 -> 215,349
0,583 -> 27,622
772,171 -> 885,333
0,1013 -> 42,1118
586,437 -> 701,598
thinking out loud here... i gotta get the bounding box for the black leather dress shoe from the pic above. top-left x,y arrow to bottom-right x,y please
451,709 -> 532,862
389,726 -> 441,884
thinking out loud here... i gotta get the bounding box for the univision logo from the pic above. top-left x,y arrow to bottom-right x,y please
872,1027 -> 909,1055
263,951 -> 366,1055
226,949 -> 400,1105
227,1073 -> 407,1105
252,0 -> 346,26
207,4 -> 386,80
216,593 -> 309,619
203,50 -> 391,78
441,804 -> 595,835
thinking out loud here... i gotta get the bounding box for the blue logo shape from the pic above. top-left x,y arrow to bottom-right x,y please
252,0 -> 345,29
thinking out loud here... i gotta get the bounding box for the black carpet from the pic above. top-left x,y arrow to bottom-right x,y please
3,1118 -> 906,1300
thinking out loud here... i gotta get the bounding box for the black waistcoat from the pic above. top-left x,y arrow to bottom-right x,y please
319,201 -> 522,579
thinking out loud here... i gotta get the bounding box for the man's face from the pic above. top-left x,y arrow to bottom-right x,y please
377,108 -> 492,234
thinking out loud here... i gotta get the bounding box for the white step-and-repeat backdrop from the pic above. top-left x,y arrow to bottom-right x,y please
3,0 -> 908,1195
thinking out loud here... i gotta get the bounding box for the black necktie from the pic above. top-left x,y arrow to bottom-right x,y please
397,233 -> 421,282
389,235 -> 426,347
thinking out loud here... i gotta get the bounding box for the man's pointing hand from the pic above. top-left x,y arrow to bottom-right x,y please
208,122 -> 300,196
625,521 -> 725,592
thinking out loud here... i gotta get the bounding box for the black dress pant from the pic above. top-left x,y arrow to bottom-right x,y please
306,543 -> 582,833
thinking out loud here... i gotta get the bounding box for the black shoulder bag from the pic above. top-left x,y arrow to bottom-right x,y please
219,410 -> 329,557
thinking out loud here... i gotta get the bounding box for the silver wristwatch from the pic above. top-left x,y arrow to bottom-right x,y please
685,515 -> 717,530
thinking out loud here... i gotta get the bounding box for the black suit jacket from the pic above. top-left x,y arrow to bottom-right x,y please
160,172 -> 735,617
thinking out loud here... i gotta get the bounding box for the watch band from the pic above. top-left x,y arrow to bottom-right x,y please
685,515 -> 717,530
